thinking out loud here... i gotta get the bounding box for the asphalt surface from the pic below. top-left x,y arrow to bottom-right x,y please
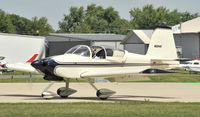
0,83 -> 200,103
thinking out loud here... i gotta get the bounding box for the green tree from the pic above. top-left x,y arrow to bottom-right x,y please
0,9 -> 54,35
30,17 -> 54,36
10,14 -> 32,35
84,4 -> 108,33
58,4 -> 132,34
181,11 -> 198,22
0,10 -> 16,33
74,23 -> 92,33
130,4 -> 198,29
59,6 -> 84,33
110,19 -> 132,34
104,7 -> 120,23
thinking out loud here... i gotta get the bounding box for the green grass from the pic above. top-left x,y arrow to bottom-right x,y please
0,77 -> 89,83
130,69 -> 200,82
2,71 -> 37,75
0,102 -> 200,117
0,77 -> 47,83
149,72 -> 200,82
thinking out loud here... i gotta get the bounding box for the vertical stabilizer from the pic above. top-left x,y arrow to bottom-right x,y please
146,28 -> 178,59
26,54 -> 39,63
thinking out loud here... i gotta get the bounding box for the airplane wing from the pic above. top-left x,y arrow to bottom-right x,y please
4,54 -> 41,74
80,66 -> 151,78
5,63 -> 40,74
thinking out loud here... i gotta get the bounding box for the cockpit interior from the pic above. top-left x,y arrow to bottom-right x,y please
65,45 -> 125,59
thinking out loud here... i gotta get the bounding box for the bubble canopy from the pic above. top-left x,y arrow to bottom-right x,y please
65,45 -> 91,57
65,45 -> 125,58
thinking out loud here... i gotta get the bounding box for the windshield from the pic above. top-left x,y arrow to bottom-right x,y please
65,45 -> 91,57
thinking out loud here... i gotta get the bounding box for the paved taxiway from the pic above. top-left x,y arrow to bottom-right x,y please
0,83 -> 200,103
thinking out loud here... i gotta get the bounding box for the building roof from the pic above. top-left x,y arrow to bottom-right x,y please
172,17 -> 200,34
0,33 -> 45,39
47,33 -> 125,42
121,30 -> 153,44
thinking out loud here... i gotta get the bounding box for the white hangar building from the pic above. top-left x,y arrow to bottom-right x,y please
122,17 -> 200,59
0,33 -> 45,63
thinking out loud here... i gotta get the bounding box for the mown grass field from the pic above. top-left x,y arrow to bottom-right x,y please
0,101 -> 200,117
148,73 -> 200,82
0,70 -> 200,117
0,77 -> 88,83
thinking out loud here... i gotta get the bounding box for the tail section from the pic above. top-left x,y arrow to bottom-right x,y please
26,54 -> 39,63
146,28 -> 178,59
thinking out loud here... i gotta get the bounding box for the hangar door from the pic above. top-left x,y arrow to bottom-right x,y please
47,41 -> 90,56
124,44 -> 148,55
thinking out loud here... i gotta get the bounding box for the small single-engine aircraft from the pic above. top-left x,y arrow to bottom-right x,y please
0,56 -> 7,72
180,59 -> 200,73
5,28 -> 179,100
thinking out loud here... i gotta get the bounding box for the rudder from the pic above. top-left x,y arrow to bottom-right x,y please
146,28 -> 178,59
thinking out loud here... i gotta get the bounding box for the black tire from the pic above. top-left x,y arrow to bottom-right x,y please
96,90 -> 101,97
96,90 -> 108,100
60,95 -> 68,98
57,88 -> 69,98
57,88 -> 61,95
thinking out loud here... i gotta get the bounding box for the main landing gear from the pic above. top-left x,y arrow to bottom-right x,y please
41,79 -> 116,100
89,82 -> 116,100
56,79 -> 77,98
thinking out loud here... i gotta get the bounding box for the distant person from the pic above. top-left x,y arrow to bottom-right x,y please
91,48 -> 97,58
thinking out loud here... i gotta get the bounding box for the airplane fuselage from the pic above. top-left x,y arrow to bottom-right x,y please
31,49 -> 176,81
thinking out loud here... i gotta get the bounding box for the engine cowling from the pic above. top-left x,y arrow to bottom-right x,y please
44,75 -> 64,81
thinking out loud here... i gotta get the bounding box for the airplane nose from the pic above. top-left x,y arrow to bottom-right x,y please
31,59 -> 45,69
31,58 -> 58,74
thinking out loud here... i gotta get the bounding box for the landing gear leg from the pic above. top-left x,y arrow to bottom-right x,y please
57,79 -> 77,98
89,81 -> 116,100
41,81 -> 56,99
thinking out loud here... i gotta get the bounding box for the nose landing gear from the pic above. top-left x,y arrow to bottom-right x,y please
41,79 -> 77,99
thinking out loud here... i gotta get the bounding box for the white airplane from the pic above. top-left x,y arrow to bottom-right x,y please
5,54 -> 40,73
180,59 -> 200,73
0,56 -> 7,72
5,28 -> 179,100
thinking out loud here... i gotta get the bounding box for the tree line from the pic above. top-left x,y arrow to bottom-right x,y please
0,4 -> 198,36
0,10 -> 54,36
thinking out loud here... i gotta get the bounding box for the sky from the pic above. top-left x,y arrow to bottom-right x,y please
0,0 -> 200,30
